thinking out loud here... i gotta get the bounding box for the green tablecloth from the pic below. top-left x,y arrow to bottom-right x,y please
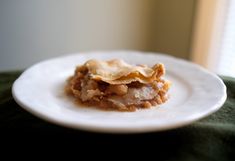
0,71 -> 234,159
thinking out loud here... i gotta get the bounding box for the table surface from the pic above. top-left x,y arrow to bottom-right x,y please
0,71 -> 235,160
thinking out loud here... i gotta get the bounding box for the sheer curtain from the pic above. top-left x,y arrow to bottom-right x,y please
191,0 -> 235,78
217,0 -> 235,77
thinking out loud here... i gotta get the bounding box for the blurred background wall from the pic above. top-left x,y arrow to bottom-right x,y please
0,0 -> 195,71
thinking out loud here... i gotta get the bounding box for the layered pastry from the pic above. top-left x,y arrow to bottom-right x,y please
65,59 -> 171,111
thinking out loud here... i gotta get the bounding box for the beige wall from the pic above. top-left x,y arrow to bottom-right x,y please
0,0 -> 195,71
149,0 -> 195,59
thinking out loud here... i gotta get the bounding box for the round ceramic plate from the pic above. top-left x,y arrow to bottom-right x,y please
12,51 -> 227,133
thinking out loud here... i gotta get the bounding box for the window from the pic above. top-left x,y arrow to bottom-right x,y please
191,0 -> 235,77
217,0 -> 235,77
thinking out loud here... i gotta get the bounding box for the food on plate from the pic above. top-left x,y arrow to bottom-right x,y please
65,59 -> 171,111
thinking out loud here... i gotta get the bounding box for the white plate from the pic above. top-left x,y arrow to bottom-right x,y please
12,51 -> 227,133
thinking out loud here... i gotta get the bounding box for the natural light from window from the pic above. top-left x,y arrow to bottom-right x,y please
217,0 -> 235,77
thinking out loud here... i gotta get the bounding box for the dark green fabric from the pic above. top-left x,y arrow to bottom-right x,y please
0,71 -> 234,159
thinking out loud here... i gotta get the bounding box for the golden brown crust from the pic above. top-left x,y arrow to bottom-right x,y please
84,59 -> 165,84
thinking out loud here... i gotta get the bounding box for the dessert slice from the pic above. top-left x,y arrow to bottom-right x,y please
65,59 -> 170,111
